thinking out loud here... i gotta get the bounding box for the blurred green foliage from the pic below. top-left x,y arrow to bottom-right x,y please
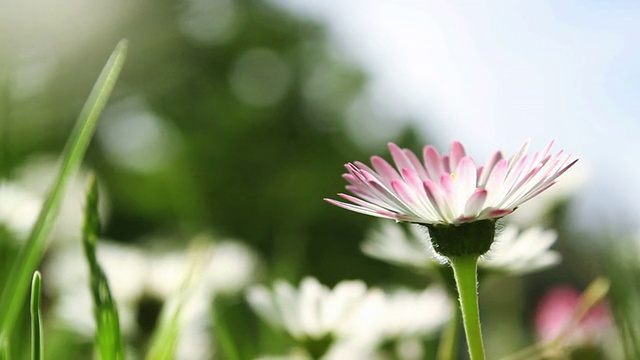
0,0 -> 424,286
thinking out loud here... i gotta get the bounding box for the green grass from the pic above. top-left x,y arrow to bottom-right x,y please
146,243 -> 211,360
82,175 -> 125,359
30,271 -> 42,360
0,40 -> 127,347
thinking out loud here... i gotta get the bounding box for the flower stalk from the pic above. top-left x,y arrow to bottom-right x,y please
436,300 -> 460,360
450,255 -> 485,360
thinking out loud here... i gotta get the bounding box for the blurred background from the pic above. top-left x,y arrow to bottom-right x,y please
0,0 -> 638,359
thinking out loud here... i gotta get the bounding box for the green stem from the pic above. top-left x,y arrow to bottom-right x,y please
30,271 -> 43,360
437,298 -> 460,360
449,255 -> 485,360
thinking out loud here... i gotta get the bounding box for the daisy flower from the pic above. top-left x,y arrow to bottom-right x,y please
247,278 -> 451,360
246,277 -> 368,342
344,286 -> 452,345
325,140 -> 577,225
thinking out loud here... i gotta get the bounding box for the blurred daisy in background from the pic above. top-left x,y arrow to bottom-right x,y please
247,277 -> 451,359
246,277 -> 369,358
343,286 -> 451,359
534,285 -> 618,358
362,221 -> 560,276
0,181 -> 42,240
44,235 -> 260,357
0,155 -> 108,246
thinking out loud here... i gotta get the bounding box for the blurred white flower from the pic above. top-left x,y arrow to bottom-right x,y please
5,155 -> 109,246
44,235 -> 260,355
362,221 -> 560,276
361,221 -> 435,270
248,278 -> 451,359
44,241 -> 147,336
246,277 -> 368,342
0,182 -> 42,239
344,286 -> 451,346
481,225 -> 561,275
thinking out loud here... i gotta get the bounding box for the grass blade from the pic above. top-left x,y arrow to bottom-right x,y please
0,40 -> 127,343
146,242 -> 211,360
82,175 -> 125,359
212,301 -> 241,360
0,337 -> 8,360
30,271 -> 42,360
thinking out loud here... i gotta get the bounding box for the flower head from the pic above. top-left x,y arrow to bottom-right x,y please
326,140 -> 577,225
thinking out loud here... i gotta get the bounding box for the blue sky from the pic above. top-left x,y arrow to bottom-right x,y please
276,0 -> 640,230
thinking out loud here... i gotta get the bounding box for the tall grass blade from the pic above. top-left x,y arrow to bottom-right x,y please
30,271 -> 42,360
146,242 -> 211,360
83,175 -> 125,359
0,40 -> 127,343
212,301 -> 241,360
0,338 -> 8,360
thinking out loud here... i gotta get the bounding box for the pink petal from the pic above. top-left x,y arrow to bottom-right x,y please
449,141 -> 466,173
391,179 -> 420,208
367,179 -> 412,213
336,193 -> 392,212
424,178 -> 449,222
487,209 -> 513,218
423,145 -> 445,180
478,150 -> 503,187
324,198 -> 397,219
388,143 -> 414,175
483,159 -> 508,205
403,149 -> 430,180
442,155 -> 451,174
439,173 -> 455,198
507,140 -> 531,169
456,157 -> 478,193
371,156 -> 401,187
401,168 -> 426,195
354,161 -> 376,175
464,189 -> 487,217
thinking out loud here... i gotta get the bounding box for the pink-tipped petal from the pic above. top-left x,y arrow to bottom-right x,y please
478,151 -> 503,187
449,141 -> 466,173
464,189 -> 487,217
486,209 -> 513,218
507,140 -> 531,169
403,149 -> 430,180
483,159 -> 508,204
371,156 -> 401,187
423,145 -> 445,180
455,157 -> 478,194
439,173 -> 455,198
353,161 -> 376,175
324,198 -> 397,220
388,143 -> 414,174
423,179 -> 450,222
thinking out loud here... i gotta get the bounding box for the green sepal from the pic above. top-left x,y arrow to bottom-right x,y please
424,220 -> 496,258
